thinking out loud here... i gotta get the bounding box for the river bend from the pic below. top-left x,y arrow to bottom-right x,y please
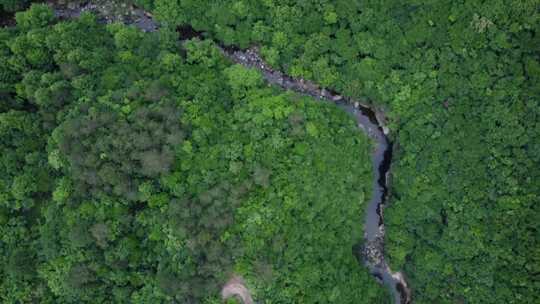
50,3 -> 411,303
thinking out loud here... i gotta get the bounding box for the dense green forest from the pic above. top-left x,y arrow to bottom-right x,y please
145,0 -> 539,303
1,1 -> 539,303
0,4 -> 389,303
0,0 -> 28,13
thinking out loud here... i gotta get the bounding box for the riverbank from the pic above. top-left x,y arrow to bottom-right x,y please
220,38 -> 412,304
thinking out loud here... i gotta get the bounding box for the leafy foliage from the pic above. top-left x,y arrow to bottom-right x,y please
151,0 -> 540,303
0,0 -> 30,13
0,4 -> 385,303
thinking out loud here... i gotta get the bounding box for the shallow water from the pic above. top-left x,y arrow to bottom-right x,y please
223,46 -> 410,302
337,104 -> 408,304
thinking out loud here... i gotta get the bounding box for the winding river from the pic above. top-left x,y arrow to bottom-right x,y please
49,3 -> 411,302
223,45 -> 411,304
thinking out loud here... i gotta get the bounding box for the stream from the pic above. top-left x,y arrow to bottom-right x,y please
47,3 -> 411,303
224,45 -> 411,304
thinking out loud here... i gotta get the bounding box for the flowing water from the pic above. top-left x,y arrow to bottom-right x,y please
217,46 -> 411,304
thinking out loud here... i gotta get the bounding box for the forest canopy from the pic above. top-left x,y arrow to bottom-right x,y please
0,4 -> 386,303
148,0 -> 539,303
1,1 -> 539,304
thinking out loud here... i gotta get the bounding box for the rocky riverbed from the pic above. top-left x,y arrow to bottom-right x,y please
224,44 -> 411,304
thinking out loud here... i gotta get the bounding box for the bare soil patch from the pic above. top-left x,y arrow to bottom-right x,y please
221,275 -> 254,304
